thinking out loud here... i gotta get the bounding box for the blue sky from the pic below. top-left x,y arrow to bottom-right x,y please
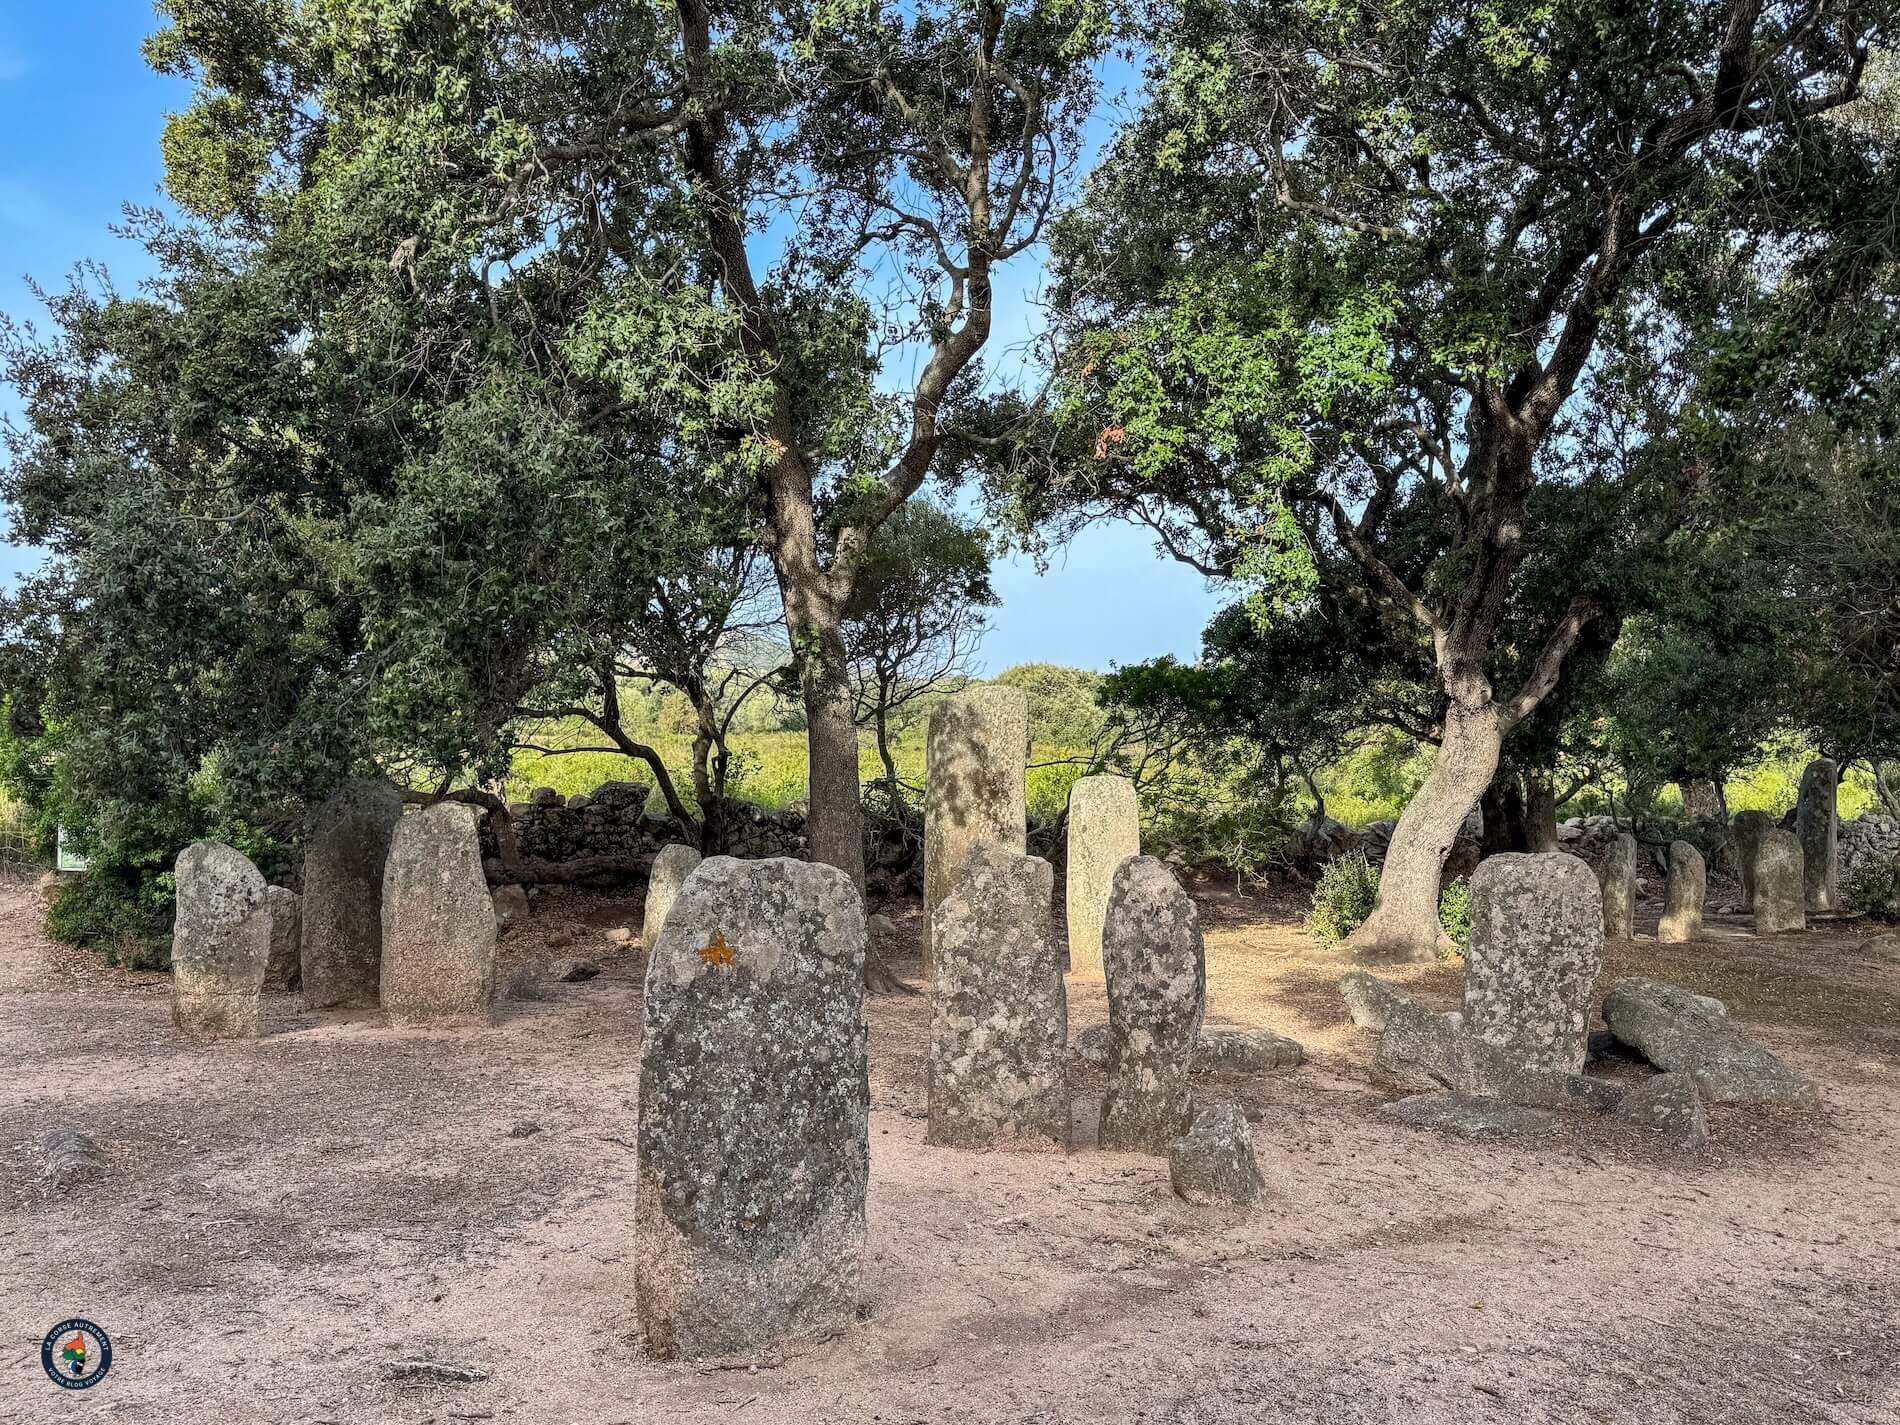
0,3 -> 1227,674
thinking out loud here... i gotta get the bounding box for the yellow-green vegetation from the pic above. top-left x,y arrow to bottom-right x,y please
509,714 -> 1092,822
510,686 -> 1885,841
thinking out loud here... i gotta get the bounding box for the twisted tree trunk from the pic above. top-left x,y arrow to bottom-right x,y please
1346,692 -> 1502,961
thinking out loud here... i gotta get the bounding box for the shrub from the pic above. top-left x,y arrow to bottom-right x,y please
45,871 -> 175,969
1437,877 -> 1472,957
1845,859 -> 1898,923
1304,851 -> 1381,942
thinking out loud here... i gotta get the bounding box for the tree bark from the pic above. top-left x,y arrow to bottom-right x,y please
779,569 -> 867,889
1523,772 -> 1560,853
1346,693 -> 1502,962
1480,773 -> 1527,856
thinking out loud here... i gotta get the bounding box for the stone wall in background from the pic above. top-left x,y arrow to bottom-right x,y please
473,777 -> 1062,897
1840,814 -> 1899,882
475,780 -> 804,877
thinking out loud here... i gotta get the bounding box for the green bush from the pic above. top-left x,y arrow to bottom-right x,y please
1845,859 -> 1898,923
1437,877 -> 1472,956
1305,851 -> 1381,942
45,872 -> 175,969
1306,856 -> 1474,952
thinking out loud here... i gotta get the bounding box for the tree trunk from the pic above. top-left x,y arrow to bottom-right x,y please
1524,772 -> 1559,853
1480,773 -> 1527,856
779,577 -> 867,890
875,703 -> 898,794
1346,695 -> 1503,962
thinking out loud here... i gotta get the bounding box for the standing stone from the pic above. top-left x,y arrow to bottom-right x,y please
636,857 -> 869,1360
1797,758 -> 1840,913
928,844 -> 1070,1150
301,779 -> 403,1009
1658,841 -> 1706,944
1462,852 -> 1602,1075
923,685 -> 1027,972
1730,811 -> 1774,911
1681,779 -> 1722,821
1168,1103 -> 1265,1207
1099,856 -> 1206,1153
1065,775 -> 1140,979
379,803 -> 497,1026
172,842 -> 271,1039
643,843 -> 702,949
262,886 -> 302,992
1754,828 -> 1807,934
1598,833 -> 1637,940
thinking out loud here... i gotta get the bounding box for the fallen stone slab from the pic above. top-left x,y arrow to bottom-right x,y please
1196,1026 -> 1304,1073
502,966 -> 553,1002
40,1130 -> 108,1190
1601,976 -> 1820,1108
1339,969 -> 1412,1031
1858,933 -> 1900,960
1374,984 -> 1625,1114
1169,1103 -> 1265,1207
1614,1071 -> 1709,1152
380,1358 -> 491,1386
1381,1093 -> 1556,1140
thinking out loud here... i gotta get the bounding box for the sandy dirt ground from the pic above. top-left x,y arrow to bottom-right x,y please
3,866 -> 1899,1424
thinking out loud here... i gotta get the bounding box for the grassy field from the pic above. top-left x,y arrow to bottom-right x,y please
510,712 -> 1887,837
507,719 -> 1091,822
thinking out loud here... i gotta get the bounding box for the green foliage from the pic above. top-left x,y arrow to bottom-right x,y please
1304,852 -> 1382,943
1844,859 -> 1898,924
1437,878 -> 1473,957
994,664 -> 1108,751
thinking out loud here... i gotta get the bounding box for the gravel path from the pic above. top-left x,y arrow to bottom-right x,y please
1,878 -> 1897,1423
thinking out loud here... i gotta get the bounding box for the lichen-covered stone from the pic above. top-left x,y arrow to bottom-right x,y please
1197,1026 -> 1304,1073
172,842 -> 272,1039
1797,758 -> 1840,913
1168,1103 -> 1265,1207
1375,983 -> 1623,1113
1462,852 -> 1602,1074
1381,1092 -> 1556,1140
1599,833 -> 1637,940
1614,1071 -> 1709,1152
923,686 -> 1027,971
263,885 -> 301,993
380,803 -> 497,1027
1065,775 -> 1140,979
1339,969 -> 1411,1031
301,779 -> 402,1009
1658,840 -> 1706,944
1099,856 -> 1206,1153
1730,811 -> 1774,911
636,857 -> 869,1361
1074,1023 -> 1110,1065
1753,829 -> 1806,934
928,845 -> 1070,1150
643,843 -> 702,949
1602,976 -> 1820,1108
491,883 -> 529,931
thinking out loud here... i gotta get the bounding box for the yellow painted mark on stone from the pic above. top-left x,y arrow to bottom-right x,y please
701,930 -> 735,973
